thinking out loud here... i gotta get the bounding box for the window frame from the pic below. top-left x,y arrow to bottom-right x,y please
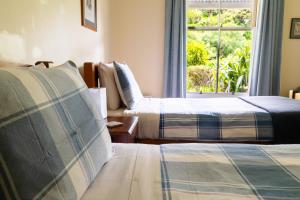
187,1 -> 253,94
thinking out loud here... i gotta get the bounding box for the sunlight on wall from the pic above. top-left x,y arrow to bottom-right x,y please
109,0 -> 165,97
32,47 -> 43,60
59,4 -> 66,15
0,0 -> 111,66
0,31 -> 26,62
40,0 -> 48,5
93,46 -> 102,62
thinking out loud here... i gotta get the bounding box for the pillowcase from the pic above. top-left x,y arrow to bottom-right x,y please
98,62 -> 121,110
113,61 -> 143,109
0,61 -> 112,200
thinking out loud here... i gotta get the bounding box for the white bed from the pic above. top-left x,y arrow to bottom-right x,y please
108,97 -> 273,142
82,144 -> 161,200
82,143 -> 300,200
84,62 -> 300,144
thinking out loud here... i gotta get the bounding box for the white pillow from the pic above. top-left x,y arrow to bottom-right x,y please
98,62 -> 122,110
113,61 -> 143,109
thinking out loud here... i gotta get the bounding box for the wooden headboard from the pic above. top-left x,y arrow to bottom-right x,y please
83,62 -> 100,88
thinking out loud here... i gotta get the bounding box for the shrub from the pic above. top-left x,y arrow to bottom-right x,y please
187,9 -> 202,26
219,45 -> 251,93
187,65 -> 215,93
186,8 -> 252,93
187,41 -> 209,66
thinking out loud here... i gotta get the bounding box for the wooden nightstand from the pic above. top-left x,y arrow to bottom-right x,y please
106,116 -> 138,143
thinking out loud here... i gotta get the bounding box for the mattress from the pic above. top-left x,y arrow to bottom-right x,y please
109,98 -> 273,141
82,143 -> 300,200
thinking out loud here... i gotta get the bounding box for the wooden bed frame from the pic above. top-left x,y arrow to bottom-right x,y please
83,62 -> 272,145
83,62 -> 100,88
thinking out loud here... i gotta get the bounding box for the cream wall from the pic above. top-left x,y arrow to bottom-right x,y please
0,0 -> 111,66
109,0 -> 165,97
108,0 -> 299,97
280,0 -> 300,96
1,0 -> 296,97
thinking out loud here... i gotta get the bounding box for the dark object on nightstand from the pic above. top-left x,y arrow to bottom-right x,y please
107,116 -> 138,143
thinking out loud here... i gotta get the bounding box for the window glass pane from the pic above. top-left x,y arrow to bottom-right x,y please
186,3 -> 253,94
187,30 -> 218,93
187,8 -> 219,27
218,30 -> 252,93
220,9 -> 252,27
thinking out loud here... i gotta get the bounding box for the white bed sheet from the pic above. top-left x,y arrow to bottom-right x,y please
82,143 -> 300,200
82,144 -> 162,200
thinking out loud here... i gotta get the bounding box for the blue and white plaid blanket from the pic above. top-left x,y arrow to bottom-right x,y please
159,98 -> 273,141
160,144 -> 300,200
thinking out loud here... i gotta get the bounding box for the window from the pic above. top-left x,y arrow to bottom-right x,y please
186,0 -> 253,94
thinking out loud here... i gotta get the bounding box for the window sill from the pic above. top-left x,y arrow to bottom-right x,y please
186,92 -> 248,98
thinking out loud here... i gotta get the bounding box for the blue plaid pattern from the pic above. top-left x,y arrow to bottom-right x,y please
159,111 -> 273,141
161,144 -> 300,200
113,61 -> 143,109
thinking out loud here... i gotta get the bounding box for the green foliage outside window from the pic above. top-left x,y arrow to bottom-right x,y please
187,41 -> 209,66
187,8 -> 252,93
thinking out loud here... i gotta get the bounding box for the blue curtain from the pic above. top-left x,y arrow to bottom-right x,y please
249,0 -> 285,96
164,0 -> 186,98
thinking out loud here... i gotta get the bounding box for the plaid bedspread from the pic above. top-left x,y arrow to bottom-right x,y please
159,110 -> 273,141
161,144 -> 300,200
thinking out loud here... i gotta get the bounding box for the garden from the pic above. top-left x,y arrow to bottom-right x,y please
187,8 -> 252,93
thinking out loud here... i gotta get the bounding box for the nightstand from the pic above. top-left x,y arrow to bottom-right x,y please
107,116 -> 138,143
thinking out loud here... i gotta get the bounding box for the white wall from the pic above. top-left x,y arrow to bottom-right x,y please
1,0 -> 296,97
108,0 -> 299,97
109,0 -> 165,97
0,0 -> 111,66
280,0 -> 300,96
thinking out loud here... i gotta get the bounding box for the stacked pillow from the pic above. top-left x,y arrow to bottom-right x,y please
113,61 -> 144,109
0,61 -> 112,199
98,63 -> 122,110
98,61 -> 144,110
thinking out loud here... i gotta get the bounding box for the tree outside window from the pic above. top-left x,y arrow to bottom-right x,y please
187,0 -> 253,94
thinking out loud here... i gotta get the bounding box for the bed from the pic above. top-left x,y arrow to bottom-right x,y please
83,143 -> 300,200
84,62 -> 300,144
2,63 -> 300,200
